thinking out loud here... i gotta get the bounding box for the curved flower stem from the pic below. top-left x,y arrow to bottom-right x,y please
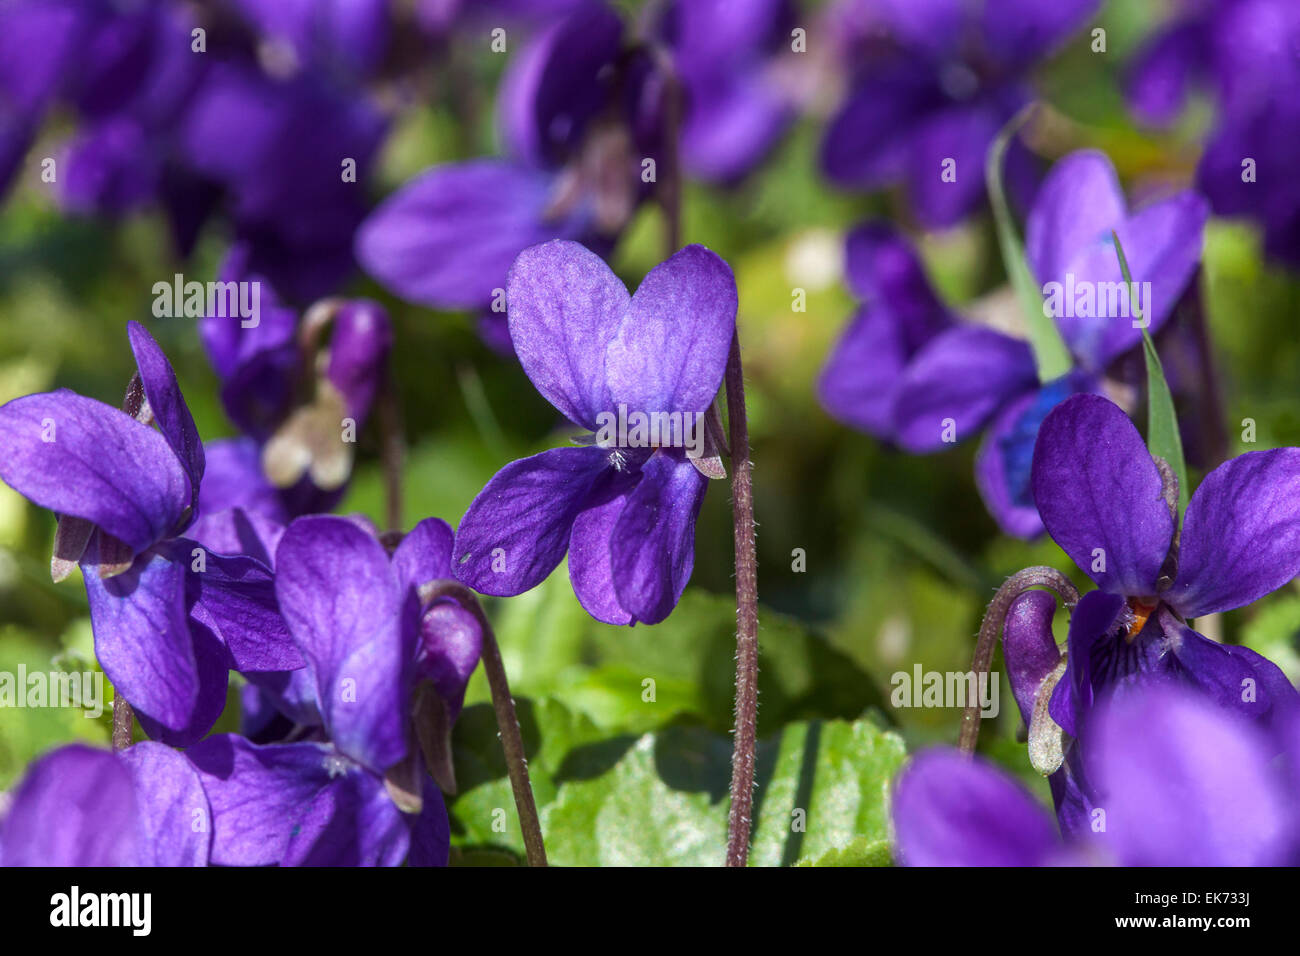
420,580 -> 547,867
958,567 -> 1080,754
724,332 -> 760,868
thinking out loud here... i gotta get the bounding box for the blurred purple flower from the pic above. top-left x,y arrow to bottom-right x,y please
221,0 -> 393,81
0,0 -> 394,300
1126,0 -> 1300,265
453,240 -> 736,625
357,0 -> 664,343
183,515 -> 475,866
177,61 -> 388,302
819,150 -> 1207,537
821,0 -> 1098,227
655,0 -> 797,184
894,685 -> 1300,866
1125,0 -> 1300,126
0,742 -> 211,866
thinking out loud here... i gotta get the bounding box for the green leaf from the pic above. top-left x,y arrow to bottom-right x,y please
540,717 -> 906,866
795,836 -> 892,867
986,105 -> 1073,382
1111,229 -> 1189,514
447,696 -> 607,857
480,576 -> 889,738
467,571 -> 891,738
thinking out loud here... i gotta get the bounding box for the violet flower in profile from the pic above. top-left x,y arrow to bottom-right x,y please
454,240 -> 737,626
1026,394 -> 1300,744
820,150 -> 1207,538
0,743 -> 211,866
821,0 -> 1098,227
0,322 -> 300,745
186,515 -> 476,866
356,0 -> 664,348
893,686 -> 1300,866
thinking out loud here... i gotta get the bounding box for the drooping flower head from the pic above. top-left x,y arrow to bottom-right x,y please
454,240 -> 737,625
357,0 -> 667,349
199,244 -> 395,518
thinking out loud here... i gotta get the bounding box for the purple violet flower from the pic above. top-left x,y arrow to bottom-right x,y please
1025,393 -> 1300,740
893,685 -> 1300,866
453,240 -> 737,625
356,1 -> 664,344
654,0 -> 798,184
0,0 -> 392,300
819,150 -> 1208,537
185,515 -> 474,866
0,742 -> 211,866
198,244 -> 394,517
1126,0 -> 1300,266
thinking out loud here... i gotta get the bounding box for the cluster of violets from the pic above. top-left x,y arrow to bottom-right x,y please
0,236 -> 739,865
0,0 -> 1297,867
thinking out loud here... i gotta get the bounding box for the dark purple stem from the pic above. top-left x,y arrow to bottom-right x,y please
645,41 -> 683,253
724,333 -> 760,867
